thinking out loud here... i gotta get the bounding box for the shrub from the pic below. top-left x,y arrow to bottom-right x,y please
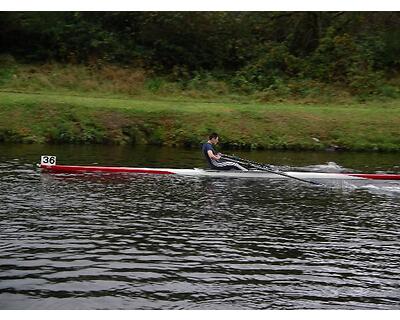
0,54 -> 17,85
233,42 -> 302,91
307,29 -> 385,95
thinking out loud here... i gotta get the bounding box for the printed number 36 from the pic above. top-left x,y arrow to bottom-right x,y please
41,156 -> 56,165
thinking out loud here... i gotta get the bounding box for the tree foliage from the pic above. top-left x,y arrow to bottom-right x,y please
0,12 -> 399,93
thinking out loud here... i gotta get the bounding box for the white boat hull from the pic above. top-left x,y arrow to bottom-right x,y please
39,164 -> 400,181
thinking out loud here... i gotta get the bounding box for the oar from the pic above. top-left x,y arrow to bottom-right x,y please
222,154 -> 276,170
221,154 -> 323,186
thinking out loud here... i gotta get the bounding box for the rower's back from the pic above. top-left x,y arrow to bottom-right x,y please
201,142 -> 217,169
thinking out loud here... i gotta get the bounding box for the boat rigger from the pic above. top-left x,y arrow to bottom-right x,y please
39,156 -> 400,181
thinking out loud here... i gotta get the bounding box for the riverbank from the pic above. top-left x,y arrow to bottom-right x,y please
1,91 -> 400,151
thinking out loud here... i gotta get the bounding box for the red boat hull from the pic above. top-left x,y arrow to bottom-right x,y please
40,164 -> 176,175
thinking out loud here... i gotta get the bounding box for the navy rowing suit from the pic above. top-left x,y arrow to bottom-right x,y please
201,142 -> 247,171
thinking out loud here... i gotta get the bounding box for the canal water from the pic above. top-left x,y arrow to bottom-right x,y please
0,144 -> 399,309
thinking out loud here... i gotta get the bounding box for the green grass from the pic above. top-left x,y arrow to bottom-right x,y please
2,62 -> 399,104
1,91 -> 400,151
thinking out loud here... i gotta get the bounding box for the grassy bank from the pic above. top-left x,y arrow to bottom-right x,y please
1,63 -> 400,104
1,91 -> 400,151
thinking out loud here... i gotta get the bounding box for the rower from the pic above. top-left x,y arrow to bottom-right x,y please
202,133 -> 248,171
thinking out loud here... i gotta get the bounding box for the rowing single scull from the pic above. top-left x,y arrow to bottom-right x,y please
38,156 -> 400,181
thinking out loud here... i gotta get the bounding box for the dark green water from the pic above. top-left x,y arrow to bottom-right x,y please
1,144 -> 400,309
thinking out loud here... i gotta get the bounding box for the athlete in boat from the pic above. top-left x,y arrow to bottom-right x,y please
202,133 -> 248,171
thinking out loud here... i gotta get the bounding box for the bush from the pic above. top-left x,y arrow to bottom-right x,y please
376,84 -> 400,98
0,54 -> 17,85
145,77 -> 165,93
233,42 -> 302,91
307,29 -> 385,95
0,54 -> 16,66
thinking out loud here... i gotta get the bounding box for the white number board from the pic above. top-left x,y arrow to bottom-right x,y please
41,155 -> 57,166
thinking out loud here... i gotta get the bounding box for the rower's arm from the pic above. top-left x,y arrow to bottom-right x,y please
208,150 -> 221,160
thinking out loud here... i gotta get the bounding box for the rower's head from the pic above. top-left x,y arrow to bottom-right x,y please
208,132 -> 219,145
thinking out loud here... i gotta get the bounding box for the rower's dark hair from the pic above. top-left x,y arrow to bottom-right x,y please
209,132 -> 219,140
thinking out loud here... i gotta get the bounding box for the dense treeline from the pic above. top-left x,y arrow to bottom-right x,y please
0,12 -> 399,97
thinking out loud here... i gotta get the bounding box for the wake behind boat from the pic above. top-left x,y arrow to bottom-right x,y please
39,156 -> 400,181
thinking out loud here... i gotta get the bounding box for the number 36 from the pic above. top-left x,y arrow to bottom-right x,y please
41,155 -> 56,165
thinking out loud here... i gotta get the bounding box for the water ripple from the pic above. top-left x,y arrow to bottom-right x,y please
1,160 -> 400,309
